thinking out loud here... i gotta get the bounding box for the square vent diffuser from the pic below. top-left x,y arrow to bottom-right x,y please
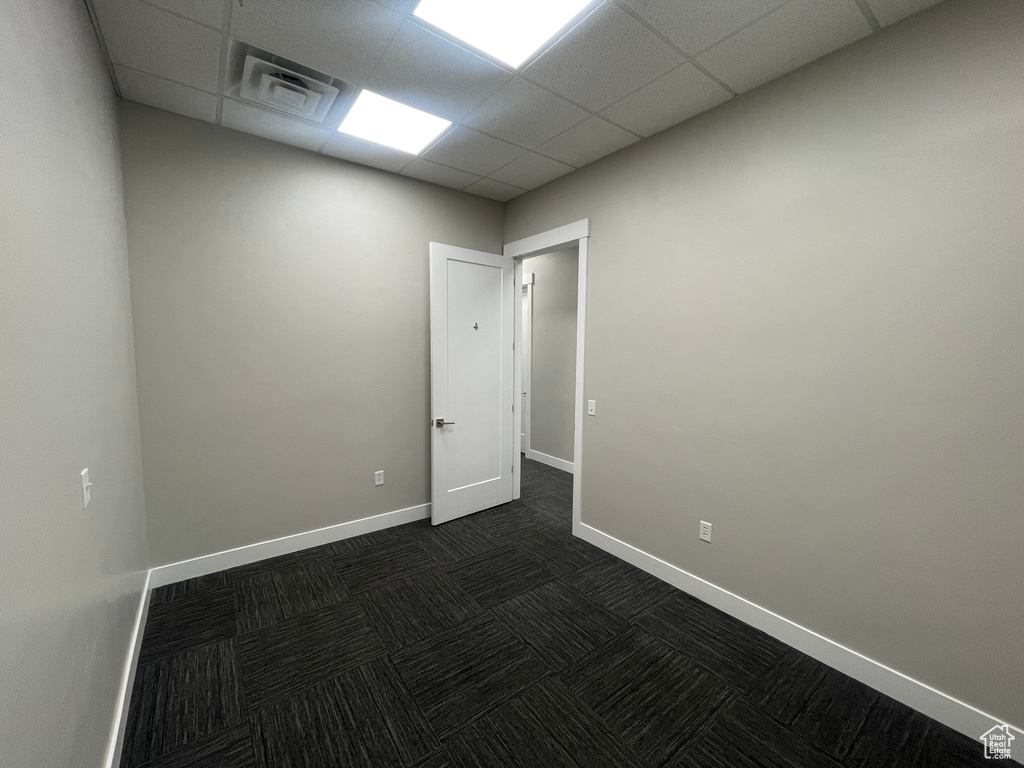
240,55 -> 339,121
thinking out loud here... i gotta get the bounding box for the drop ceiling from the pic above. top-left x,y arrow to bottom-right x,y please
87,0 -> 942,201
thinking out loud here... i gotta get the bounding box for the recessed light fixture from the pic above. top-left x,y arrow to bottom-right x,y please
413,0 -> 594,69
338,90 -> 451,154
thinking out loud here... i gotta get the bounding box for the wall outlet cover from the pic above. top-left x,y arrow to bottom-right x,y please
374,470 -> 384,487
699,520 -> 712,542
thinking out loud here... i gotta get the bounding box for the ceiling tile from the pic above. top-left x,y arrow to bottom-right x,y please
522,2 -> 683,112
92,0 -> 222,92
115,65 -> 218,123
865,0 -> 944,27
463,78 -> 589,150
221,99 -> 330,151
364,22 -> 513,121
230,0 -> 403,84
536,116 -> 638,168
321,131 -> 414,172
697,0 -> 873,93
421,126 -> 526,177
490,153 -> 574,190
142,0 -> 224,28
464,178 -> 527,203
600,63 -> 731,137
400,159 -> 479,190
615,0 -> 788,55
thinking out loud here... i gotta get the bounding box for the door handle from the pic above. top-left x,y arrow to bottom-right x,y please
435,418 -> 455,427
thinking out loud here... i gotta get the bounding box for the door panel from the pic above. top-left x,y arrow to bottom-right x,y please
447,259 -> 503,490
429,243 -> 514,525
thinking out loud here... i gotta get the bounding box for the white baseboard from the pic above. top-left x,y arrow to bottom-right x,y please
575,521 -> 1024,757
103,569 -> 152,768
150,502 -> 431,588
526,449 -> 574,473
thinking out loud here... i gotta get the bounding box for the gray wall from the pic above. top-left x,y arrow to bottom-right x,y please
0,0 -> 149,766
505,0 -> 1024,728
119,103 -> 504,566
524,247 -> 578,463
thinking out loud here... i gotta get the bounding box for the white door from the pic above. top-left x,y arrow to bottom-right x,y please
429,242 -> 515,525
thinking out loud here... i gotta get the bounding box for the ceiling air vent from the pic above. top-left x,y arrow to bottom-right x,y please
239,55 -> 339,122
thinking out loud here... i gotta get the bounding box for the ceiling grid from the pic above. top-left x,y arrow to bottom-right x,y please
87,0 -> 943,201
213,0 -> 233,125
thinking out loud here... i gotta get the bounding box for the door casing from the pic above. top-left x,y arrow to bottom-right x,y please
520,272 -> 533,456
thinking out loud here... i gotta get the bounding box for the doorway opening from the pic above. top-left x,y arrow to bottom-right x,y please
515,245 -> 579,525
508,219 -> 589,536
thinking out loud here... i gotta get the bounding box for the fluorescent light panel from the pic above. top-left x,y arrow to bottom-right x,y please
338,90 -> 451,154
414,0 -> 594,68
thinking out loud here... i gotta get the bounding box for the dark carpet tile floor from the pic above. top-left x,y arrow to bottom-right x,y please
122,458 -> 993,768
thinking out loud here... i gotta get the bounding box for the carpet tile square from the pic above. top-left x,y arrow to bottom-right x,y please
562,557 -> 676,620
238,599 -> 385,709
139,587 -> 237,663
334,538 -> 436,593
121,640 -> 245,767
446,546 -> 556,608
491,580 -> 627,671
250,658 -> 437,768
392,613 -> 548,737
233,558 -> 348,634
561,627 -> 734,766
358,568 -> 484,652
635,591 -> 789,692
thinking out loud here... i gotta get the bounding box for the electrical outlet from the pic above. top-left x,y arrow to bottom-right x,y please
699,520 -> 712,543
374,470 -> 384,487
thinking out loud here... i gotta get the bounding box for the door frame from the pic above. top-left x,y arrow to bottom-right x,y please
505,219 -> 589,535
520,272 -> 534,456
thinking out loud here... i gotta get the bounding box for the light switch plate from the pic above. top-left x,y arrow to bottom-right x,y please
81,468 -> 92,509
587,400 -> 596,416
